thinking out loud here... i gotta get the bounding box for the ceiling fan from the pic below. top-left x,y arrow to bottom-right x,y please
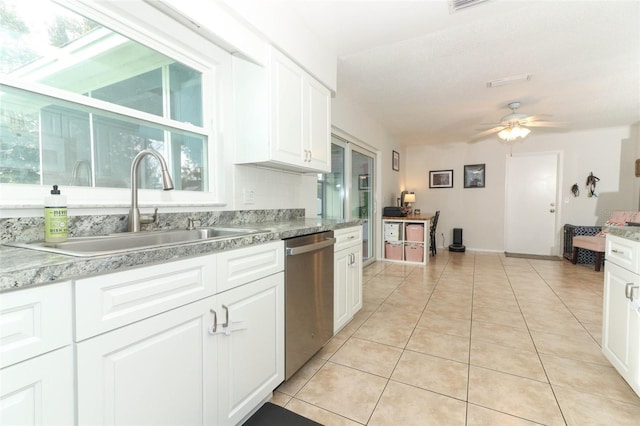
472,102 -> 565,142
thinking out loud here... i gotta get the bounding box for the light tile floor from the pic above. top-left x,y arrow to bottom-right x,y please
271,251 -> 640,425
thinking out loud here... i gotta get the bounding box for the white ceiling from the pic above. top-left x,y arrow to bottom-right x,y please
282,0 -> 640,145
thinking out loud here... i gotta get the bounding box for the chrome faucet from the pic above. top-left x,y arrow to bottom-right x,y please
128,149 -> 174,232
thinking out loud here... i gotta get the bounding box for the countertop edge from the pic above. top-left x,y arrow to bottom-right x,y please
1,219 -> 362,292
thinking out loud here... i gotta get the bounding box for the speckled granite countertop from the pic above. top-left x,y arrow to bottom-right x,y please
1,218 -> 361,292
607,225 -> 640,242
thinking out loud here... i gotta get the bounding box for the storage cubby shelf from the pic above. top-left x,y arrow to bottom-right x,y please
382,217 -> 431,265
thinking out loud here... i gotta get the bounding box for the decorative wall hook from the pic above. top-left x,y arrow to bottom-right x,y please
571,183 -> 580,197
586,172 -> 599,197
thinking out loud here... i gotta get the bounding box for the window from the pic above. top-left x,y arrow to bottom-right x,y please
0,0 -> 209,193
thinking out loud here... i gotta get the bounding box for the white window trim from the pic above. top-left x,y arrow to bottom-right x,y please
1,0 -> 232,214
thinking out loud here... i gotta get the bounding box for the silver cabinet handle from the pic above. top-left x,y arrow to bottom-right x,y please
625,283 -> 634,300
612,249 -> 624,254
209,309 -> 217,334
629,285 -> 640,301
222,304 -> 230,328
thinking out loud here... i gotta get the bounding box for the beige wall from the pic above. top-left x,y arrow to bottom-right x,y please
404,126 -> 635,253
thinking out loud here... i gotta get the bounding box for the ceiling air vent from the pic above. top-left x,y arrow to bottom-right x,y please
448,0 -> 490,13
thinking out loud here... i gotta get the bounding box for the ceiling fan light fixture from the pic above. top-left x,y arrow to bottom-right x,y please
498,124 -> 530,141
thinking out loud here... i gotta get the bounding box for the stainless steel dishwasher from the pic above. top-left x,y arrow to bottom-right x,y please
284,231 -> 336,380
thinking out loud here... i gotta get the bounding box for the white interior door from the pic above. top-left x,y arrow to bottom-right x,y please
505,152 -> 560,256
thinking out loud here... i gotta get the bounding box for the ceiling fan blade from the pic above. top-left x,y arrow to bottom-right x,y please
520,114 -> 551,123
525,121 -> 567,128
470,126 -> 505,142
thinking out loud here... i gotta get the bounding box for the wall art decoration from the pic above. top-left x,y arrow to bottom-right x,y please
464,164 -> 485,188
429,169 -> 453,188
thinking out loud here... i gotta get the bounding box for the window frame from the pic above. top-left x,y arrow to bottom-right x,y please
0,0 -> 231,212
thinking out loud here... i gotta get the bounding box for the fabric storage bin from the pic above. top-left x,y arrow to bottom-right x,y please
405,243 -> 424,262
405,224 -> 424,242
385,242 -> 403,260
384,223 -> 401,242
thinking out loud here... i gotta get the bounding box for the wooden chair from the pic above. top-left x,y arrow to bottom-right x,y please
430,211 -> 440,256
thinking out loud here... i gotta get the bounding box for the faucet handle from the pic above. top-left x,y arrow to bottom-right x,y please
139,208 -> 159,226
187,218 -> 200,230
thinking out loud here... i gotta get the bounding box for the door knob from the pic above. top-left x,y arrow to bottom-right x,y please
549,209 -> 555,213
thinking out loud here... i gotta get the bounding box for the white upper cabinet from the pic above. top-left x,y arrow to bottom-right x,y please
234,47 -> 331,173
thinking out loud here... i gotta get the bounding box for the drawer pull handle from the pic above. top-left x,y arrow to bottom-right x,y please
209,309 -> 218,334
611,249 -> 624,254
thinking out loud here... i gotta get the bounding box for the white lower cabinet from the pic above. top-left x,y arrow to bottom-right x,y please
334,227 -> 363,334
217,272 -> 284,425
75,241 -> 285,426
0,346 -> 74,426
0,281 -> 73,426
2,241 -> 285,425
602,234 -> 640,397
77,296 -> 218,425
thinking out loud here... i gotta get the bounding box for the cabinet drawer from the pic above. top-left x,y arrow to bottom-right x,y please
75,254 -> 216,341
334,226 -> 362,251
217,241 -> 284,293
607,235 -> 640,274
0,346 -> 74,425
0,281 -> 72,368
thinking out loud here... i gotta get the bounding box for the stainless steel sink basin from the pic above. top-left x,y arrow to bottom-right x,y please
9,227 -> 263,257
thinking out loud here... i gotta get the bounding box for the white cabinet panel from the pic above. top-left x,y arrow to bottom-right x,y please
0,346 -> 74,426
603,262 -> 637,376
603,235 -> 640,397
76,297 -> 218,426
75,255 -> 216,341
271,51 -> 304,165
217,272 -> 284,425
234,47 -> 331,173
607,235 -> 640,274
0,281 -> 71,369
306,77 -> 331,170
217,241 -> 284,293
333,227 -> 363,333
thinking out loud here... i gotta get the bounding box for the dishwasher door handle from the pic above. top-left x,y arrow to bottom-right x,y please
286,238 -> 336,256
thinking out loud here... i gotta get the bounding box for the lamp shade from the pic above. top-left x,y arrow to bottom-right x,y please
404,193 -> 416,203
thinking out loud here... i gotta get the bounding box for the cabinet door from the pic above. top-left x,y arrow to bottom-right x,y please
76,297 -> 217,426
270,49 -> 305,167
334,247 -> 350,333
217,272 -> 284,426
602,261 -> 638,384
0,346 -> 74,426
306,77 -> 331,172
349,248 -> 363,316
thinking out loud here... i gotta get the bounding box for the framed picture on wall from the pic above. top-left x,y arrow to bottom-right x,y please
392,150 -> 400,171
429,169 -> 453,188
464,164 -> 485,188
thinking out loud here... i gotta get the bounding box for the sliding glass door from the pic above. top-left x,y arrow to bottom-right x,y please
351,146 -> 375,262
317,135 -> 376,263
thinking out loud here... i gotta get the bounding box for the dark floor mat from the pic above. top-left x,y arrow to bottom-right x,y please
243,402 -> 323,426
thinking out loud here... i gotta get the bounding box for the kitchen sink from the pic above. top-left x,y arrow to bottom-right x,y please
8,227 -> 264,257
